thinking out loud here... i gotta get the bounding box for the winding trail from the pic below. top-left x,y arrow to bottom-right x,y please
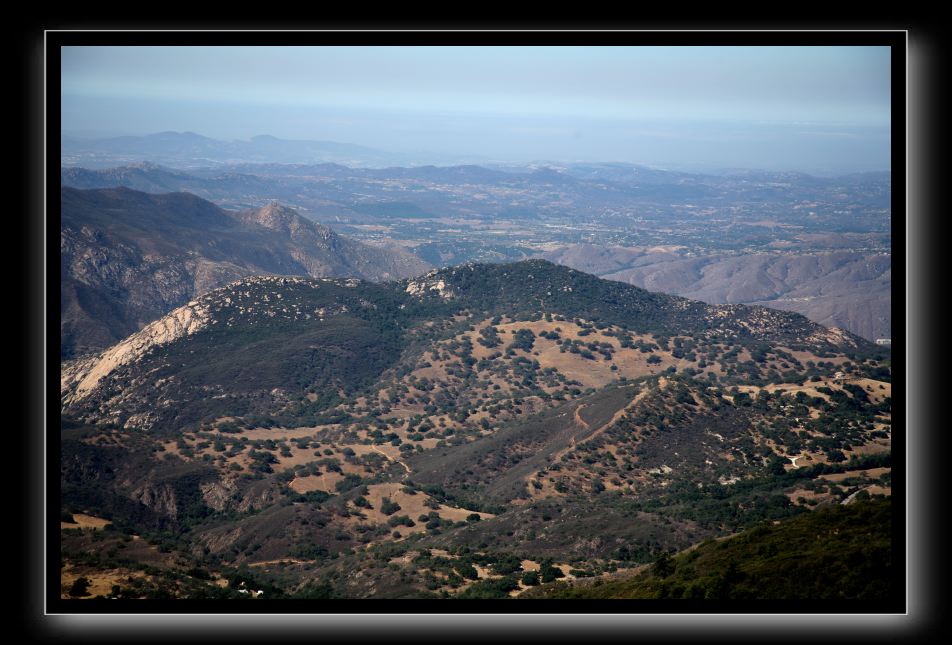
248,558 -> 311,568
581,388 -> 649,446
567,403 -> 590,449
370,445 -> 412,478
841,485 -> 872,505
573,404 -> 591,431
545,388 -> 651,477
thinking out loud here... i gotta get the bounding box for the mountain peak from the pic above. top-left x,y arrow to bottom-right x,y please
149,130 -> 209,141
248,201 -> 313,236
253,202 -> 340,239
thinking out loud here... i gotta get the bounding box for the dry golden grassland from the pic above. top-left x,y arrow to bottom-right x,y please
60,513 -> 111,531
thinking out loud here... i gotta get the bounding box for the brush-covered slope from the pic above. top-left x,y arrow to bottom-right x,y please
61,259 -> 878,434
60,260 -> 892,600
523,497 -> 892,600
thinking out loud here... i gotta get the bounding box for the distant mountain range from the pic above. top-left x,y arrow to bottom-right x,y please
61,158 -> 892,231
61,187 -> 431,358
61,131 -> 488,169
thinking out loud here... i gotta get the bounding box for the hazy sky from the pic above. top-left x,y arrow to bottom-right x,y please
61,45 -> 892,173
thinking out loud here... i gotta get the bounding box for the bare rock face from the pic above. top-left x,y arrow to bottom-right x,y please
130,483 -> 178,520
405,270 -> 455,300
61,299 -> 211,406
236,482 -> 282,513
200,478 -> 240,513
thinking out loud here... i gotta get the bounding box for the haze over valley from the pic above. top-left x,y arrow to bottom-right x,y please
62,139 -> 891,343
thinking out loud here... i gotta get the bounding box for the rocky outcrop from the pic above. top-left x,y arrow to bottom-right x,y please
236,480 -> 283,513
200,478 -> 240,513
129,483 -> 178,520
405,270 -> 455,300
61,299 -> 211,405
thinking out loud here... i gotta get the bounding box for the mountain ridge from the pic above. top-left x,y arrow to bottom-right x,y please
61,259 -> 877,433
62,131 -> 431,168
60,187 -> 431,358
